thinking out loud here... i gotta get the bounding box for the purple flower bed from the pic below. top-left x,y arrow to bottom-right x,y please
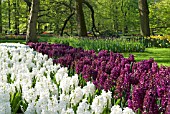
27,42 -> 170,114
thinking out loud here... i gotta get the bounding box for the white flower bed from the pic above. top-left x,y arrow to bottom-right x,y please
0,43 -> 135,114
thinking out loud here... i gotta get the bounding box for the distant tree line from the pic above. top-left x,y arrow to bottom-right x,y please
0,0 -> 169,42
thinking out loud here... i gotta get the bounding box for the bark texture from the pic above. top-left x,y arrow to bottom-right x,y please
138,0 -> 150,36
76,0 -> 87,36
26,0 -> 39,42
14,2 -> 19,35
8,0 -> 11,30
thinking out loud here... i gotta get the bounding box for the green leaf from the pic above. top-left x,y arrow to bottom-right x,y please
13,100 -> 22,114
11,92 -> 22,113
115,99 -> 121,105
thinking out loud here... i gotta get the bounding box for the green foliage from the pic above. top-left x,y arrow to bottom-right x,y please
1,0 -> 170,36
10,88 -> 22,113
39,36 -> 146,53
144,37 -> 170,48
149,0 -> 170,35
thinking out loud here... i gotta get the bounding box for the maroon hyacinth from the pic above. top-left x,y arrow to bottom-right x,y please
142,89 -> 159,114
131,85 -> 145,112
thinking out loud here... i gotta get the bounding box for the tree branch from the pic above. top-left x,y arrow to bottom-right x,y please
82,0 -> 100,37
60,12 -> 75,36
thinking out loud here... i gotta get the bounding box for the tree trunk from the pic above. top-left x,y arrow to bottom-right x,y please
14,2 -> 19,35
0,0 -> 2,33
138,0 -> 150,37
8,0 -> 11,31
76,0 -> 87,37
26,0 -> 40,42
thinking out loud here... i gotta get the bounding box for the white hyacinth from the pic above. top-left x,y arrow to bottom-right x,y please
110,105 -> 123,114
60,77 -> 72,94
24,102 -> 36,114
70,87 -> 84,106
123,107 -> 135,114
0,83 -> 11,114
77,99 -> 91,114
110,105 -> 135,114
70,74 -> 79,89
91,95 -> 105,114
61,108 -> 74,114
82,81 -> 96,97
91,90 -> 112,114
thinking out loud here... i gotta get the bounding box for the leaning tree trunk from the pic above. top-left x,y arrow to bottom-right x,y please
0,0 -> 2,33
76,0 -> 87,37
26,0 -> 39,42
138,0 -> 150,37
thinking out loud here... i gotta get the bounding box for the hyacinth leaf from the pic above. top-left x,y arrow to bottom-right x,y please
87,94 -> 93,104
111,98 -> 115,105
20,100 -> 28,113
157,99 -> 161,106
50,71 -> 55,80
78,74 -> 86,87
7,73 -> 12,84
99,99 -> 111,113
95,89 -> 101,96
115,99 -> 121,105
102,107 -> 110,114
123,92 -> 128,106
137,108 -> 141,114
68,68 -> 75,76
12,100 -> 22,114
10,92 -> 15,104
72,104 -> 78,114
31,76 -> 36,88
44,72 -> 47,77
11,92 -> 22,113
121,92 -> 126,107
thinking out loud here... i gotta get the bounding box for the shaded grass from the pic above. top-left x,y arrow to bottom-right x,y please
122,48 -> 170,67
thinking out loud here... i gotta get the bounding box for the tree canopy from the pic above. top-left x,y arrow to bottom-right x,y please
0,0 -> 169,39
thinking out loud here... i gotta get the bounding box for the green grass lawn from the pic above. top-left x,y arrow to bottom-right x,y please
0,38 -> 169,67
122,48 -> 170,67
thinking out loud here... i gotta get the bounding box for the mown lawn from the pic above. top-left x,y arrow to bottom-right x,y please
0,38 -> 169,67
122,48 -> 170,67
